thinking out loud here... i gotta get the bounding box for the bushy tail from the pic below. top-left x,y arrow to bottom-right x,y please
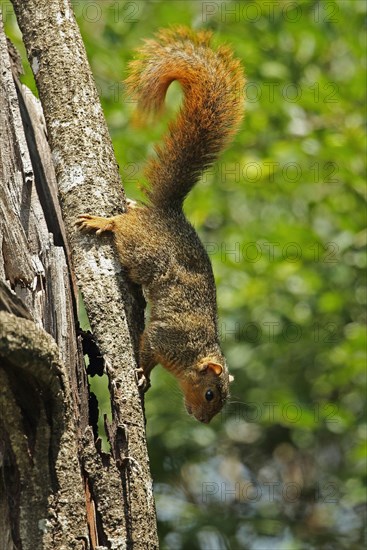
125,27 -> 245,210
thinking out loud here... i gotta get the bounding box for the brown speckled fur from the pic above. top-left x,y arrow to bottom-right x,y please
77,27 -> 244,423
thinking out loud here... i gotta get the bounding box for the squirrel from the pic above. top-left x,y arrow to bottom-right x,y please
76,27 -> 244,423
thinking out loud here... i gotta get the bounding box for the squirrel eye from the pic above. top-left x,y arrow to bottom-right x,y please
205,389 -> 214,402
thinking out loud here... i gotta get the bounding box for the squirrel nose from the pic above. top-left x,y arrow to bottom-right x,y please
195,412 -> 211,423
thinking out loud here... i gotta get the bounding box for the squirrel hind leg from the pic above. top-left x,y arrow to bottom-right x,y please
75,214 -> 120,235
76,199 -> 139,234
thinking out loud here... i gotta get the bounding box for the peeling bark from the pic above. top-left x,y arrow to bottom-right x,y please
0,312 -> 87,549
1,2 -> 158,548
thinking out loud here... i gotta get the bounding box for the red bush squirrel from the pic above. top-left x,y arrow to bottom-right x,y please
76,27 -> 244,423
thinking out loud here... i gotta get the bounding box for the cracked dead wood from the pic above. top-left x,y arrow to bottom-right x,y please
1,2 -> 158,548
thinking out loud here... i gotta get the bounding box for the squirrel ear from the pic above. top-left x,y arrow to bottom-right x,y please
207,362 -> 223,376
229,374 -> 234,383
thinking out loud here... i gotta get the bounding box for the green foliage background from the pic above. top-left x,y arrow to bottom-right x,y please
4,1 -> 366,548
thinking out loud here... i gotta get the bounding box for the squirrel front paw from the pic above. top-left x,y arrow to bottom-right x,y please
135,367 -> 151,393
75,214 -> 116,235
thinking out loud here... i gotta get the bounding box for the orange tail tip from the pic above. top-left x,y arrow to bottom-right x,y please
125,27 -> 245,209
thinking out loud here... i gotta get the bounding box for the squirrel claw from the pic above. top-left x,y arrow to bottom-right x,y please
126,198 -> 138,210
75,214 -> 115,234
135,368 -> 151,392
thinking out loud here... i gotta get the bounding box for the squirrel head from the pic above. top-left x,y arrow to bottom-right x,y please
179,355 -> 234,423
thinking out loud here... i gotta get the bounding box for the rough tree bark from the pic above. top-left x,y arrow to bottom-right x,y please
0,2 -> 158,548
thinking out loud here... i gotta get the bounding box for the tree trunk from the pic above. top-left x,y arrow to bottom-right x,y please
0,2 -> 158,548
